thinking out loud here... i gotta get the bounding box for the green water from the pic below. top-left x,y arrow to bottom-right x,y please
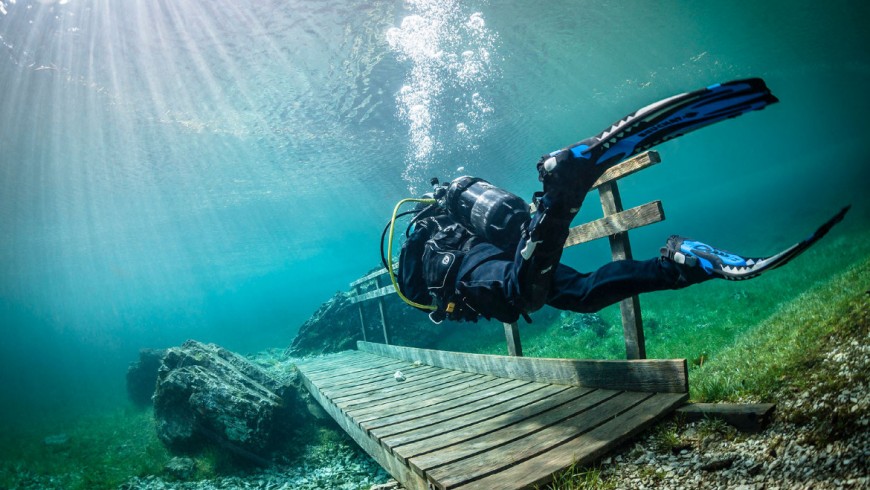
0,0 -> 868,486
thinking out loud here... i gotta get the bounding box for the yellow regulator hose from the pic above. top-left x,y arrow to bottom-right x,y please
387,198 -> 437,311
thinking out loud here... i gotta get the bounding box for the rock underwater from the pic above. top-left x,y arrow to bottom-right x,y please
153,340 -> 314,463
126,348 -> 167,406
286,277 -> 562,357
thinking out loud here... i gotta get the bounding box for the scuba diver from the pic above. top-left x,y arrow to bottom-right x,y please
383,78 -> 850,324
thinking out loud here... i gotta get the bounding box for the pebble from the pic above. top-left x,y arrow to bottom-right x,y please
115,437 -> 391,490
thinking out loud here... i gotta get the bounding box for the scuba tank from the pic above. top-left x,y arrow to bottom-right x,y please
382,175 -> 531,319
443,176 -> 530,248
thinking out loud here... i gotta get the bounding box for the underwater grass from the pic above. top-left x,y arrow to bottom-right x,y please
535,463 -> 615,490
0,407 -> 171,490
689,255 -> 869,402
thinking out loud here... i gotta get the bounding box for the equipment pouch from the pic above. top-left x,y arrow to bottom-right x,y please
422,223 -> 469,297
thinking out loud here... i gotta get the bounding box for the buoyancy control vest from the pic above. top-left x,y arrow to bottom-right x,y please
398,215 -> 496,323
391,176 -> 531,323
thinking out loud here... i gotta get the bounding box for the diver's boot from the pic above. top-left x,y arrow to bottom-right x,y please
536,149 -> 601,214
661,235 -> 761,284
515,196 -> 575,312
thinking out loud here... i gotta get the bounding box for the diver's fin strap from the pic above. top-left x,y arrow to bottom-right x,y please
557,78 -> 779,169
662,206 -> 850,281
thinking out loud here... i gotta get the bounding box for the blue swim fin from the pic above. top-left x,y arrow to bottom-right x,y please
661,206 -> 850,281
552,78 -> 779,169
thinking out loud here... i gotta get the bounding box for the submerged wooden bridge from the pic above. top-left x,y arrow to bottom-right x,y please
296,151 -> 693,488
296,342 -> 688,490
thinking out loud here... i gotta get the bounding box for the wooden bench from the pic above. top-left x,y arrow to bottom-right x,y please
349,150 -> 664,360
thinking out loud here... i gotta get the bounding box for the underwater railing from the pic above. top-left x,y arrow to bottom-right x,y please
349,150 -> 664,360
349,268 -> 396,345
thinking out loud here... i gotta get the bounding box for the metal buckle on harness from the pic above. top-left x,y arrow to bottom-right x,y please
428,301 -> 458,324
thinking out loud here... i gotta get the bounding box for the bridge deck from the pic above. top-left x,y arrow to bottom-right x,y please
295,343 -> 688,490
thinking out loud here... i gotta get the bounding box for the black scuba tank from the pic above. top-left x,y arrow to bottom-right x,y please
444,176 -> 530,248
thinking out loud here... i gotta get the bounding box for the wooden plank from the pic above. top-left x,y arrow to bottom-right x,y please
324,366 -> 449,399
296,350 -> 378,373
350,267 -> 394,288
396,387 -> 608,466
383,384 -> 575,457
563,200 -> 664,248
359,378 -> 524,429
337,372 -> 482,411
302,358 -> 407,382
299,351 -> 400,373
313,363 -> 413,389
598,180 -> 646,360
294,349 -> 366,367
675,403 -> 776,433
296,358 -> 365,376
349,380 -> 505,423
305,365 -> 412,389
314,362 -> 424,390
503,322 -> 523,357
428,391 -> 653,489
591,150 -> 661,189
358,342 -> 688,393
330,369 -> 470,405
344,377 -> 496,426
301,352 -> 398,372
356,378 -> 517,427
346,376 -> 498,426
337,373 -> 483,414
350,284 -> 396,304
467,392 -> 688,490
298,359 -> 394,380
408,388 -> 621,477
297,371 -> 430,490
319,367 -> 444,399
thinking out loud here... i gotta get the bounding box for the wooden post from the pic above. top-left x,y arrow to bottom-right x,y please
503,322 -> 523,357
375,276 -> 392,345
354,285 -> 368,343
598,180 -> 647,360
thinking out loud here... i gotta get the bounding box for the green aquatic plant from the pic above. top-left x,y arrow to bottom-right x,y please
690,256 -> 869,402
638,465 -> 666,482
695,416 -> 737,442
650,423 -> 685,454
0,407 -> 171,489
537,462 -> 615,490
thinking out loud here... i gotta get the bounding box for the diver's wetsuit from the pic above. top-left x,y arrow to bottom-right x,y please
457,249 -> 698,324
402,178 -> 706,324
